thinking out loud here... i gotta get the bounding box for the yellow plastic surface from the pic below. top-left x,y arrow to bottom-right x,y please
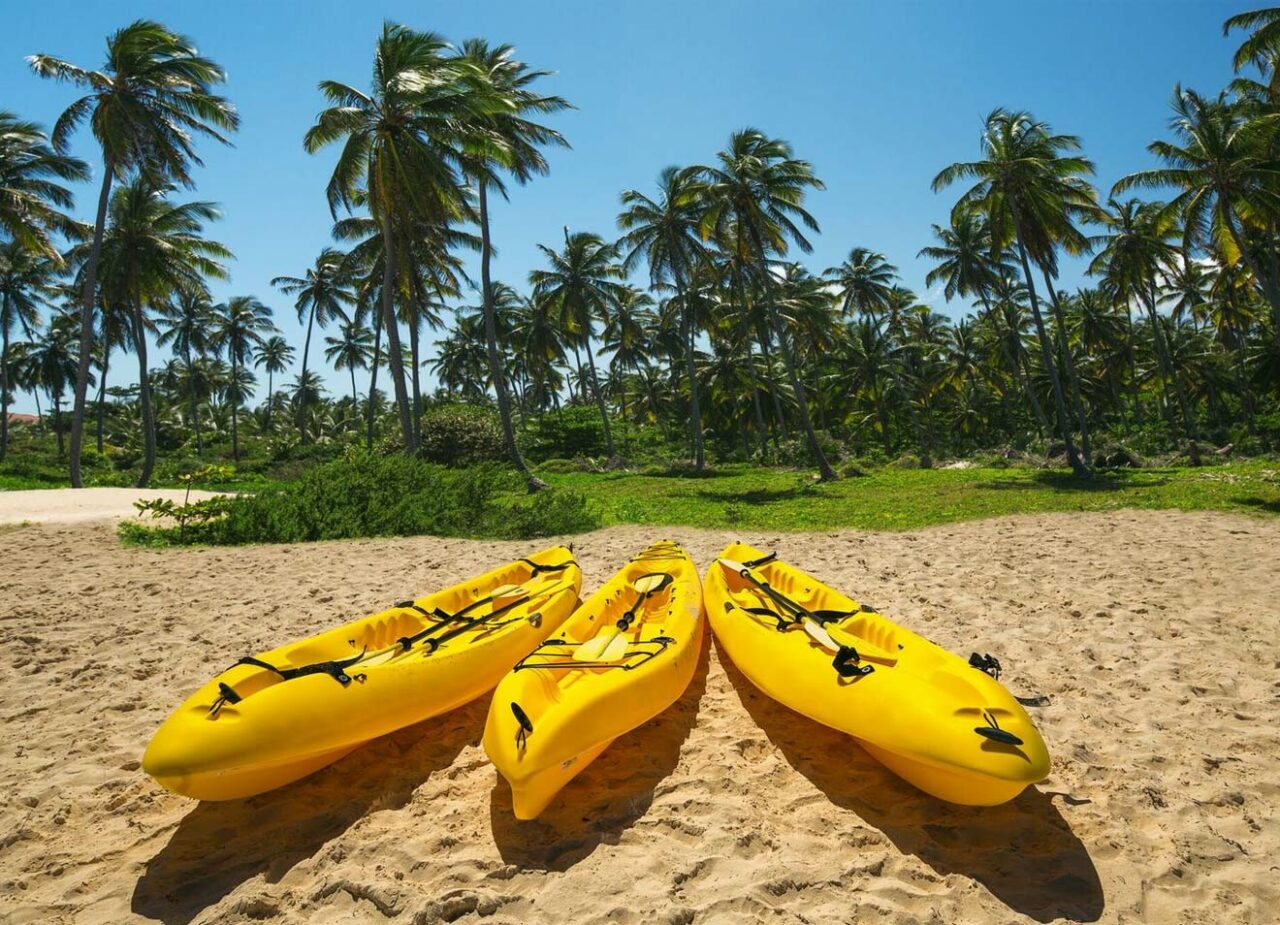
143,547 -> 582,800
484,541 -> 704,819
705,543 -> 1049,805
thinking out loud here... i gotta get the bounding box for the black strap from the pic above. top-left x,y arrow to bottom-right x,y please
233,648 -> 367,686
969,652 -> 1002,679
743,551 -> 777,568
973,710 -> 1023,746
520,558 -> 578,576
832,646 -> 875,678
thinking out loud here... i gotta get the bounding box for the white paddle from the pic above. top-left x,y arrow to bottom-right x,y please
716,557 -> 839,653
574,572 -> 672,662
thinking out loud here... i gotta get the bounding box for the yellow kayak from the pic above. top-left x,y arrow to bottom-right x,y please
484,541 -> 704,819
705,544 -> 1049,805
143,547 -> 581,800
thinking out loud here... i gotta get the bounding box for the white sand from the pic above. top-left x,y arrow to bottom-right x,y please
0,512 -> 1277,924
0,488 -> 226,526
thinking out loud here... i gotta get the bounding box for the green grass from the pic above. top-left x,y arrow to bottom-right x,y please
541,460 -> 1280,532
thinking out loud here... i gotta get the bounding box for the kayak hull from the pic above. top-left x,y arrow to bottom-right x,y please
485,541 -> 704,819
143,547 -> 582,800
705,543 -> 1048,806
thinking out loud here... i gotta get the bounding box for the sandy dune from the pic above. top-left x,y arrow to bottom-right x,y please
0,511 -> 1276,924
0,488 -> 226,526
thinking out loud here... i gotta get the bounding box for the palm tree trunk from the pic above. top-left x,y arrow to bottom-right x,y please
0,314 -> 9,463
758,332 -> 789,444
743,340 -> 769,455
367,304 -> 383,451
69,164 -> 114,488
978,288 -> 1049,436
1039,270 -> 1092,467
1014,235 -> 1087,476
378,220 -> 415,454
131,301 -> 156,488
478,178 -> 545,490
350,366 -> 358,412
230,353 -> 240,464
53,394 -> 64,457
1142,286 -> 1200,465
95,336 -> 109,454
583,335 -> 615,457
187,345 -> 203,454
408,313 -> 422,450
296,307 -> 315,441
673,267 -> 705,471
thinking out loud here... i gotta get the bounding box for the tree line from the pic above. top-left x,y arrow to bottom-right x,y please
2,12 -> 1279,489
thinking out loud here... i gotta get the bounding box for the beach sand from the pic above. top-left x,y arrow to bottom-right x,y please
0,511 -> 1277,924
0,488 -> 225,526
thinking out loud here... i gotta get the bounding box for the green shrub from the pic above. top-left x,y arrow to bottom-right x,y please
889,453 -> 921,469
526,406 -> 607,459
419,404 -> 505,467
119,451 -> 600,546
536,457 -> 584,474
504,490 -> 599,538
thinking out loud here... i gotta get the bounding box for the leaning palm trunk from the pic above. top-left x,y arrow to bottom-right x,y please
583,335 -> 615,457
1040,271 -> 1092,467
130,301 -> 156,488
1013,235 -> 1088,476
672,255 -> 705,471
477,179 -> 545,491
366,305 -> 383,451
407,310 -> 422,450
977,287 -> 1049,436
378,221 -> 415,454
757,332 -> 789,445
95,342 -> 110,453
296,307 -> 315,441
0,317 -> 9,463
1142,286 -> 1200,465
742,339 -> 769,456
748,226 -> 836,480
68,166 -> 115,488
186,346 -> 204,454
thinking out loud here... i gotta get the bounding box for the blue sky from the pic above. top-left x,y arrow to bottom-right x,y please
1,0 -> 1246,411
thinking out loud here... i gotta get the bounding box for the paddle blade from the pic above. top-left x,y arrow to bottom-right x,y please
600,631 -> 630,662
631,572 -> 672,594
716,557 -> 748,575
491,583 -> 526,602
574,628 -> 616,661
802,618 -> 839,652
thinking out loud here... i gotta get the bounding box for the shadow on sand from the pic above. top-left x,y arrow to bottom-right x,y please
489,629 -> 711,871
716,639 -> 1105,924
130,696 -> 490,925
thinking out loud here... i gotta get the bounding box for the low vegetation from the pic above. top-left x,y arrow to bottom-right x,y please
118,451 -> 599,546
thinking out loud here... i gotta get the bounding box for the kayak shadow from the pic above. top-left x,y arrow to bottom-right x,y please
717,640 -> 1104,924
489,628 -> 711,871
130,696 -> 489,925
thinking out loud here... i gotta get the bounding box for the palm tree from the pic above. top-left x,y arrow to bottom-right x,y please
0,243 -> 57,460
271,247 -> 353,441
30,19 -> 237,486
156,290 -> 214,453
211,296 -> 273,462
253,335 -> 295,432
825,247 -> 897,329
456,38 -> 570,490
602,285 -> 657,444
305,23 -> 479,453
919,210 -> 1051,434
324,321 -> 374,410
933,109 -> 1098,476
1089,197 -> 1202,462
1225,7 -> 1280,91
70,178 -> 230,485
618,165 -> 711,469
1113,87 -> 1280,343
697,129 -> 837,479
530,230 -> 627,456
0,111 -> 87,258
23,313 -> 86,457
